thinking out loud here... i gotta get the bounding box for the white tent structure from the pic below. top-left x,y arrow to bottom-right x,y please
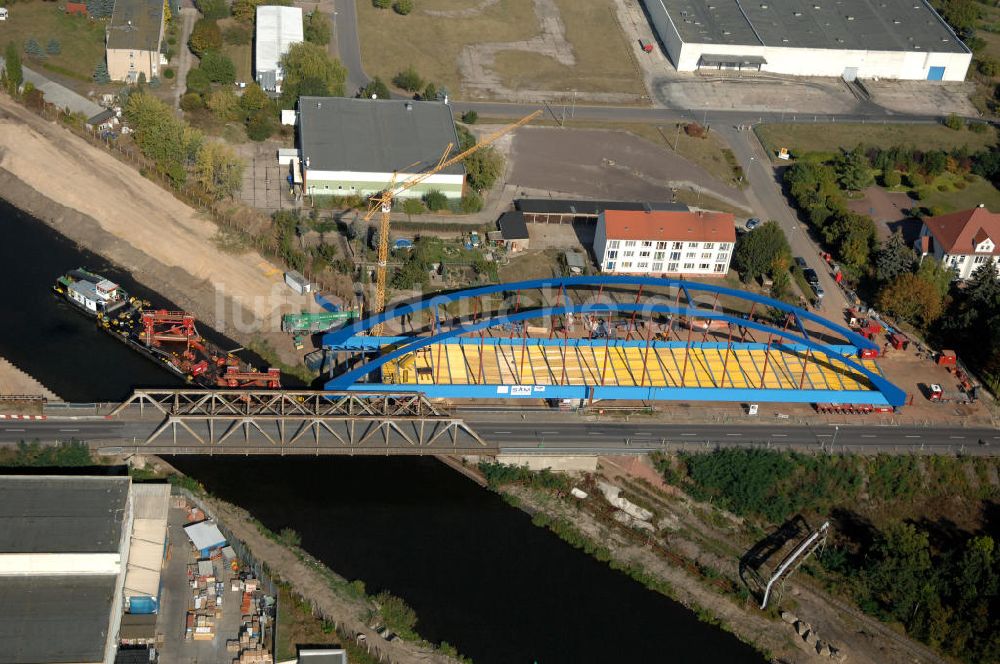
255,5 -> 304,92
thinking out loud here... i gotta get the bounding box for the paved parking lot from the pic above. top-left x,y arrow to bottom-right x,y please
238,142 -> 301,212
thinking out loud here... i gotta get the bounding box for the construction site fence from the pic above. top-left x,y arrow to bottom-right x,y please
169,486 -> 280,655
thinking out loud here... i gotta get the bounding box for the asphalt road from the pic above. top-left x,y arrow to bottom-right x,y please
333,0 -> 368,95
3,417 -> 996,455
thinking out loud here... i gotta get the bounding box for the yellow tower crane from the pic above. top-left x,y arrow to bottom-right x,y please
364,109 -> 542,336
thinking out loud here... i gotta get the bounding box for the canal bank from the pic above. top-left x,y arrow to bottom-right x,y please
167,456 -> 766,664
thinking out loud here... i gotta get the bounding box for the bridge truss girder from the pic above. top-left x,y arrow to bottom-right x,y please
109,389 -> 490,455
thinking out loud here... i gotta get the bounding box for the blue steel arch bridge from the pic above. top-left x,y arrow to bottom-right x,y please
322,277 -> 906,408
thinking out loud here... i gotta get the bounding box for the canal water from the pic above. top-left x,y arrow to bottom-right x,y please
0,198 -> 286,401
2,199 -> 763,662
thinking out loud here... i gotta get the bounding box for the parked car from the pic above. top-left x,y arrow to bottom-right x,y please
745,218 -> 761,230
803,268 -> 819,286
812,284 -> 825,299
794,256 -> 807,268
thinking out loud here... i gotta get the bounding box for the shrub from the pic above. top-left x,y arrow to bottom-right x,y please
881,169 -> 901,188
46,39 -> 61,55
968,121 -> 988,133
393,0 -> 413,14
937,183 -> 949,192
359,76 -> 390,99
944,113 -> 963,131
24,38 -> 43,58
423,189 -> 448,211
373,0 -> 391,7
189,18 -> 222,57
93,61 -> 110,84
180,92 -> 204,111
163,67 -> 175,79
200,50 -> 236,84
223,25 -> 251,45
461,110 -> 478,124
185,67 -> 211,95
460,191 -> 483,213
392,66 -> 423,92
684,122 -> 706,138
912,188 -> 927,200
196,0 -> 229,19
954,179 -> 967,190
246,109 -> 275,141
977,57 -> 1000,77
401,198 -> 424,215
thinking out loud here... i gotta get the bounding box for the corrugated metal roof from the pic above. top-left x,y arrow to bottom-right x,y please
255,6 -> 304,79
183,520 -> 226,551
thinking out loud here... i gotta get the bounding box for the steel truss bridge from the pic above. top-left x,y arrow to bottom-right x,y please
104,389 -> 490,455
323,276 -> 907,407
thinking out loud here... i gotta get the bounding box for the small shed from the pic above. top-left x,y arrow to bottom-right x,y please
498,211 -> 529,253
86,109 -> 117,132
564,250 -> 587,275
183,520 -> 226,557
64,1 -> 87,16
284,270 -> 312,295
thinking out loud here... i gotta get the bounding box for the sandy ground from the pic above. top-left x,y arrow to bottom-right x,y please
0,96 -> 311,345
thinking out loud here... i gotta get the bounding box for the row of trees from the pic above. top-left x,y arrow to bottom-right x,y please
373,0 -> 414,15
125,91 -> 244,198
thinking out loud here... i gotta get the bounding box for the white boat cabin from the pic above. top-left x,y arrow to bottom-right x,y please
69,279 -> 121,312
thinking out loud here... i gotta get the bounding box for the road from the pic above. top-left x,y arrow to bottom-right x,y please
3,416 -> 996,456
333,0 -> 368,95
173,7 -> 198,109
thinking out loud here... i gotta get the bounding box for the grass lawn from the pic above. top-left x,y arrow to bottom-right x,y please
756,123 -> 998,159
491,0 -> 644,96
218,18 -> 252,83
357,0 -> 642,99
916,173 -> 1000,213
0,3 -> 107,85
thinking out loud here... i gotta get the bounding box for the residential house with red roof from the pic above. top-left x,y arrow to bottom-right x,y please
915,205 -> 1000,280
594,209 -> 736,277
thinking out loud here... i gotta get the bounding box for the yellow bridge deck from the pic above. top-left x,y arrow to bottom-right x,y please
383,343 -> 882,392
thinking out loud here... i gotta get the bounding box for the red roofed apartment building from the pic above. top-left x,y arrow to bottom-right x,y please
594,209 -> 736,277
915,205 -> 1000,281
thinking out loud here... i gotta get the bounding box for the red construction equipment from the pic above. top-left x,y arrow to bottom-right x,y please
141,310 -> 197,346
888,333 -> 909,350
218,367 -> 282,389
859,347 -> 880,359
936,350 -> 957,366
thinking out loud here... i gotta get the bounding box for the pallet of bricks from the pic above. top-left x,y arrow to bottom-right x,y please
186,561 -> 224,641
226,577 -> 272,663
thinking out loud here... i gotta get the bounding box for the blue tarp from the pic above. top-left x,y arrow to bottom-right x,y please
128,596 -> 158,614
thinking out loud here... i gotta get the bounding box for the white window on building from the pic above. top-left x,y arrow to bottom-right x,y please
672,242 -> 683,250
701,252 -> 712,259
637,262 -> 649,269
622,261 -> 633,268
683,262 -> 695,270
719,243 -> 732,251
624,240 -> 637,248
687,242 -> 699,248
654,251 -> 665,260
974,255 -> 988,264
704,242 -> 714,250
668,263 -> 679,272
606,262 -> 615,271
642,241 -> 653,248
656,241 -> 668,250
639,251 -> 651,258
699,263 -> 710,270
652,262 -> 664,272
716,253 -> 729,262
607,250 -> 618,259
670,251 -> 681,261
714,264 -> 726,273
685,252 -> 696,259
608,240 -> 620,249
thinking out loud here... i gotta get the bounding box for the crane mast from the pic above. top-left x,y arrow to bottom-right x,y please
364,110 -> 541,336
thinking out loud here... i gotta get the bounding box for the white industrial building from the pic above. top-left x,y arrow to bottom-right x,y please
916,206 -> 1000,280
642,0 -> 971,81
594,209 -> 736,277
297,96 -> 465,199
255,5 -> 304,92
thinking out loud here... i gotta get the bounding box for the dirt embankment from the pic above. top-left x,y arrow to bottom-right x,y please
0,97 -> 310,353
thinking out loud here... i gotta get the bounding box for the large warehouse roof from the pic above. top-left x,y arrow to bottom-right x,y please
255,5 -> 304,75
107,0 -> 164,51
299,96 -> 465,175
0,476 -> 129,554
0,575 -> 117,664
654,0 -> 967,52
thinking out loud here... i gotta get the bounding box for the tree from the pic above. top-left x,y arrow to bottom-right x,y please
230,0 -> 264,22
862,523 -> 935,627
878,272 -> 944,326
46,39 -> 61,56
874,231 -> 914,283
826,211 -> 878,268
916,256 -> 954,298
195,0 -> 229,19
464,146 -> 504,192
423,82 -> 437,100
92,61 -> 110,84
5,42 -> 23,94
392,66 -> 423,92
304,10 -> 332,45
239,82 -> 270,115
185,67 -> 211,95
359,76 -> 390,99
393,0 -> 413,14
460,191 -> 483,213
180,92 -> 204,111
163,0 -> 172,24
189,18 -> 222,57
194,140 -> 244,199
835,145 -> 874,191
199,51 -> 236,84
978,57 -> 1000,77
732,220 -> 791,284
246,109 -> 275,141
881,167 -> 901,188
373,0 -> 391,7
125,91 -> 203,174
423,190 -> 448,211
461,110 -> 478,124
455,123 -> 475,151
279,42 -> 347,105
207,87 -> 242,121
401,198 -> 424,217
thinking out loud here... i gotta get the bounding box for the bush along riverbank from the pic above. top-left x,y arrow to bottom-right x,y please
475,461 -> 780,661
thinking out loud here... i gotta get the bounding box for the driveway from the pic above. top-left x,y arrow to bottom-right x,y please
173,7 -> 198,108
333,0 -> 368,94
720,124 -> 850,316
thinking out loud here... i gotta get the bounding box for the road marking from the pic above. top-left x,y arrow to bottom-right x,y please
633,432 -> 651,437
587,432 -> 605,436
861,434 -> 876,438
773,434 -> 788,438
492,431 -> 511,434
59,428 -> 79,432
540,431 -> 559,435
726,433 -> 742,437
949,436 -> 965,440
817,434 -> 832,438
680,433 -> 696,437
905,435 -> 921,438
4,428 -> 25,432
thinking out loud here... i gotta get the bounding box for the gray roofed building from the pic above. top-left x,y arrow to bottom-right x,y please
0,570 -> 118,664
298,648 -> 349,664
106,0 -> 164,51
299,96 -> 465,175
0,476 -> 130,554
